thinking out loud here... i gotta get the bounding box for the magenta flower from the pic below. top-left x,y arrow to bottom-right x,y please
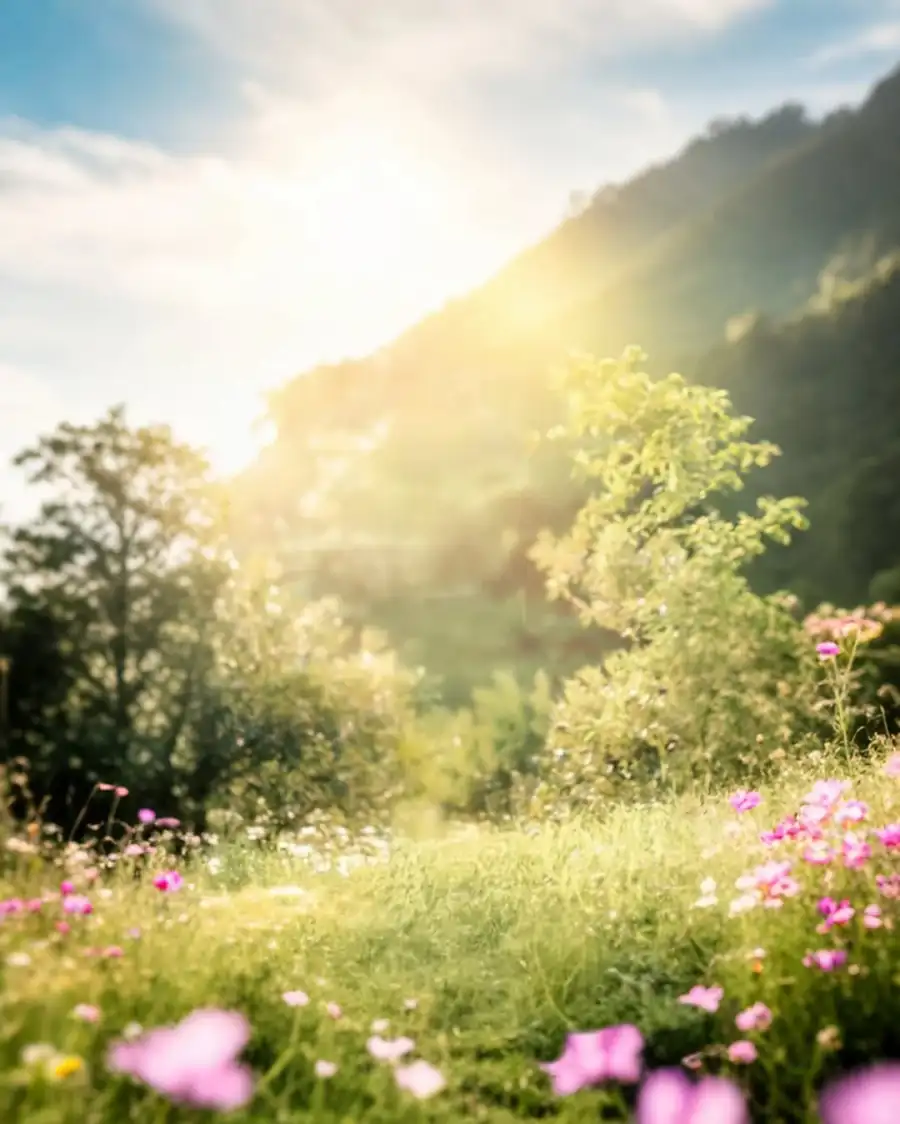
60,881 -> 75,896
819,900 -> 855,930
735,1003 -> 772,1032
841,833 -> 872,869
729,791 -> 761,814
817,641 -> 840,659
107,1008 -> 254,1111
138,809 -> 156,825
875,824 -> 900,849
804,949 -> 847,972
636,1069 -> 747,1124
540,1025 -> 644,1096
876,874 -> 900,899
62,895 -> 93,916
678,986 -> 723,1013
820,1062 -> 900,1124
152,871 -> 183,893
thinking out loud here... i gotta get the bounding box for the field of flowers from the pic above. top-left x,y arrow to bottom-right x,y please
1,744 -> 899,1123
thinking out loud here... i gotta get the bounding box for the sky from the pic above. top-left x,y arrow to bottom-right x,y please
1,0 -> 899,521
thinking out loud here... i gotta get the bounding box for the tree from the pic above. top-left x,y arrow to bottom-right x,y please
0,407 -> 231,827
529,348 -> 822,809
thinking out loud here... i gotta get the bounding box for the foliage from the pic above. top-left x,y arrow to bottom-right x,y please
528,349 -> 822,810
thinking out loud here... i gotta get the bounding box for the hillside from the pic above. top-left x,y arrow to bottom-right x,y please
236,62 -> 900,702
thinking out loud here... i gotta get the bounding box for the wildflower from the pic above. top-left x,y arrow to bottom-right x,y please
820,1062 -> 900,1124
727,1041 -> 758,1064
817,1026 -> 842,1052
804,841 -> 836,865
55,922 -> 71,935
735,1003 -> 772,1032
315,1060 -> 338,1078
835,800 -> 869,826
325,1002 -> 342,1019
735,861 -> 800,908
819,900 -> 855,931
804,779 -> 850,808
0,897 -> 24,914
138,809 -> 156,825
60,881 -> 75,896
49,1055 -> 86,1082
678,986 -> 723,1013
817,642 -> 840,659
876,874 -> 900,899
367,1035 -> 415,1063
395,1059 -> 446,1099
72,1004 -> 101,1023
152,871 -> 183,893
62,895 -> 93,915
863,905 -> 883,930
282,991 -> 309,1008
729,791 -> 761,814
103,945 -> 124,958
123,844 -> 145,858
540,1025 -> 644,1096
635,1069 -> 747,1124
804,949 -> 847,971
156,818 -> 181,829
107,1008 -> 254,1111
874,824 -> 900,849
884,754 -> 900,778
842,833 -> 872,869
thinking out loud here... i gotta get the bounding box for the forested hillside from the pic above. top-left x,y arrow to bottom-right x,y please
235,63 -> 900,702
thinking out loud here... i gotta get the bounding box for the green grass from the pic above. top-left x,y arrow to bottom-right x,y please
1,750 -> 898,1122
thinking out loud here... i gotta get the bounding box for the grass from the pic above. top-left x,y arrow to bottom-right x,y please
1,749 -> 898,1122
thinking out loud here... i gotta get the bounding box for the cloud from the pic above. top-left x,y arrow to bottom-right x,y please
807,20 -> 900,67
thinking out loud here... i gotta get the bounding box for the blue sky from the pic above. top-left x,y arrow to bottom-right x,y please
0,0 -> 899,519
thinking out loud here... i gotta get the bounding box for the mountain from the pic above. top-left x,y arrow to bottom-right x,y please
236,62 -> 900,702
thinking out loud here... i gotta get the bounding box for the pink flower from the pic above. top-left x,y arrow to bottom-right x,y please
156,818 -> 181,829
282,991 -> 309,1008
842,833 -> 872,869
735,1003 -> 772,1033
876,874 -> 900,899
804,780 -> 850,808
0,898 -> 24,914
820,1062 -> 900,1124
103,945 -> 124,958
540,1025 -> 644,1096
115,787 -> 129,798
804,841 -> 836,866
394,1060 -> 446,1099
152,871 -> 183,893
107,1008 -> 254,1111
729,791 -> 761,814
123,844 -> 145,858
56,921 -> 71,935
874,824 -> 900,849
727,1041 -> 757,1064
636,1069 -> 747,1124
367,1035 -> 415,1063
819,900 -> 855,930
73,1003 -> 101,1023
804,949 -> 847,972
325,1002 -> 342,1020
138,809 -> 156,825
884,754 -> 900,778
60,881 -> 75,896
834,801 -> 869,827
817,641 -> 840,659
314,1060 -> 338,1078
863,905 -> 883,930
678,986 -> 723,1013
735,860 -> 800,907
62,895 -> 93,915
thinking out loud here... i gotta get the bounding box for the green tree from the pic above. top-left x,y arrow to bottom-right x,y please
0,408 -> 230,826
529,348 -> 821,810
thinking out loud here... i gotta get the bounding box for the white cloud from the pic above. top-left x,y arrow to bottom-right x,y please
807,20 -> 900,67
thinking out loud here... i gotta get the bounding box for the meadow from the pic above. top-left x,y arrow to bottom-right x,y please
1,745 -> 899,1123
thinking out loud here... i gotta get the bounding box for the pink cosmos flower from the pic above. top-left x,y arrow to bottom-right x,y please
107,1008 -> 254,1111
804,780 -> 850,808
864,905 -> 883,929
678,986 -> 723,1013
727,1041 -> 757,1064
394,1060 -> 446,1099
138,809 -> 156,824
819,900 -> 855,930
735,1003 -> 772,1032
841,833 -> 872,869
876,874 -> 900,899
60,881 -> 75,896
636,1069 -> 747,1124
156,817 -> 181,829
820,1062 -> 900,1124
56,921 -> 71,935
874,824 -> 900,849
735,860 -> 800,907
540,1025 -> 644,1096
817,641 -> 840,659
152,871 -> 183,893
729,791 -> 761,814
62,895 -> 93,915
834,801 -> 869,827
804,949 -> 847,972
367,1035 -> 415,1063
0,898 -> 24,914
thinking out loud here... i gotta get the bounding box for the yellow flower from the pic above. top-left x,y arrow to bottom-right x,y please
49,1055 -> 85,1082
